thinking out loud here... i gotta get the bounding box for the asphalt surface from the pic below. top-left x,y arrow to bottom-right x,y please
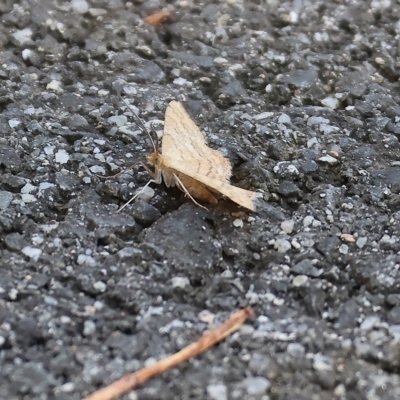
1,0 -> 400,399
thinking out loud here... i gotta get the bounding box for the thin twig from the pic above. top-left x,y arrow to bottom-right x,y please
143,7 -> 174,27
82,307 -> 255,400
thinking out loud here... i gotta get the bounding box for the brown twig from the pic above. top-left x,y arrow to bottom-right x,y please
143,7 -> 174,27
82,307 -> 255,400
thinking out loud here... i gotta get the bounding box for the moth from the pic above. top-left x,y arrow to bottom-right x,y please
117,100 -> 261,212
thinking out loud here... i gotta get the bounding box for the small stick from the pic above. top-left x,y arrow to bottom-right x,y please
82,308 -> 255,400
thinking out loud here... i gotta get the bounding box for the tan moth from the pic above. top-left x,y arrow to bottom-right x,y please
118,100 -> 261,212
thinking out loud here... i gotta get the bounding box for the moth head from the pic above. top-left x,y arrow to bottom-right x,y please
147,151 -> 162,167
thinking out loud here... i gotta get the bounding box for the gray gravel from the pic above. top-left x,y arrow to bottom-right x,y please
1,0 -> 400,399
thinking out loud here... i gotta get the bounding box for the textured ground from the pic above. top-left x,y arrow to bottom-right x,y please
1,0 -> 400,399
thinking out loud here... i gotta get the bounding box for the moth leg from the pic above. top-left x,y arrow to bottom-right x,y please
117,167 -> 162,213
94,161 -> 145,179
172,173 -> 209,211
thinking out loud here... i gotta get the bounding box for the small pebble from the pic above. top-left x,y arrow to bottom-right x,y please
108,115 -> 127,127
8,119 -> 21,129
71,0 -> 89,14
319,155 -> 339,165
341,233 -> 355,243
21,194 -> 36,203
47,80 -> 63,92
93,281 -> 107,292
356,237 -> 367,249
274,239 -> 291,253
171,276 -> 190,289
83,320 -> 96,336
233,219 -> 243,228
207,383 -> 228,400
55,149 -> 70,164
292,275 -> 308,287
281,219 -> 294,234
242,377 -> 271,395
21,246 -> 42,261
303,216 -> 314,226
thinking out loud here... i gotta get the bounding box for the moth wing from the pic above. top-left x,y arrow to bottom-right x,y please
166,161 -> 260,211
162,101 -> 232,183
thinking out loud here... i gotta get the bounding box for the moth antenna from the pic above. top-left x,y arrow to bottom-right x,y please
150,123 -> 160,153
118,95 -> 157,153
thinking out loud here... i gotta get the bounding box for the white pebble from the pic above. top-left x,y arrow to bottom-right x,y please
8,118 -> 21,129
274,238 -> 291,253
173,77 -> 190,86
21,193 -> 36,202
303,215 -> 314,226
22,49 -> 32,60
60,382 -> 75,393
88,8 -> 107,17
39,182 -> 55,192
77,254 -> 96,267
12,28 -> 33,45
83,320 -> 96,336
291,240 -> 301,249
198,310 -> 215,324
89,165 -> 106,175
31,234 -> 44,245
108,115 -> 127,127
318,155 -> 339,165
292,275 -> 308,287
233,219 -> 243,228
281,219 -> 294,234
55,149 -> 70,164
242,377 -> 271,395
46,80 -> 63,93
21,183 -> 36,194
71,0 -> 89,14
253,112 -> 274,121
44,145 -> 55,155
135,186 -> 155,202
207,383 -> 228,400
21,246 -> 42,261
9,288 -> 18,300
123,86 -> 137,95
171,277 -> 190,289
339,244 -> 349,254
93,281 -> 107,292
321,97 -> 340,109
356,237 -> 367,249
278,113 -> 291,124
214,57 -> 228,65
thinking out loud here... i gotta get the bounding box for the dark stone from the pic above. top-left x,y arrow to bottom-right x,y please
144,204 -> 219,270
300,160 -> 319,174
281,69 -> 318,88
169,51 -> 213,68
0,173 -> 26,192
387,306 -> 400,324
136,60 -> 165,83
65,114 -> 89,130
277,181 -> 301,198
131,201 -> 161,226
4,232 -> 26,251
82,204 -> 136,237
292,259 -> 321,278
214,80 -> 247,106
0,146 -> 23,172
